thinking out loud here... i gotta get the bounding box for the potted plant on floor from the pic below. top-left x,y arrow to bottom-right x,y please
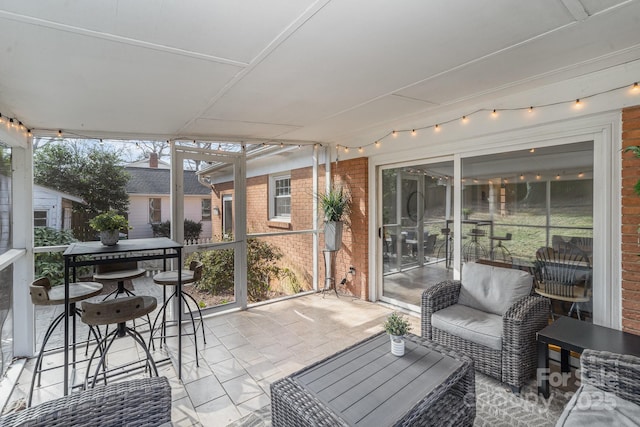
89,210 -> 130,246
383,312 -> 411,356
318,185 -> 351,251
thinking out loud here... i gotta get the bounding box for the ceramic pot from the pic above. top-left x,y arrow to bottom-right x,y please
99,230 -> 119,246
390,335 -> 405,356
324,221 -> 343,251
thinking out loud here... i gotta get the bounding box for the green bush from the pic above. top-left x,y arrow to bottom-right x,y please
34,227 -> 90,286
151,219 -> 202,241
187,238 -> 297,302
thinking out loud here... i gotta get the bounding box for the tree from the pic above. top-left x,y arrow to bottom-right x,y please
34,140 -> 130,214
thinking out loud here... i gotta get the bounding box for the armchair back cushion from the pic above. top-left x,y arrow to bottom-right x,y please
458,262 -> 533,316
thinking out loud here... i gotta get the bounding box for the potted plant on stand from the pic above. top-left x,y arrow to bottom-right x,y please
89,210 -> 130,246
383,312 -> 411,356
318,185 -> 351,251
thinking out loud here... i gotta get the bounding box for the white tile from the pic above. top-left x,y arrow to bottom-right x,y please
195,395 -> 242,426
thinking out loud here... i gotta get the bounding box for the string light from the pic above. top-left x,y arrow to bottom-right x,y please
392,130 -> 397,137
374,141 -> 381,148
529,148 -> 535,153
556,173 -> 561,180
27,129 -> 32,137
434,124 -> 440,132
358,147 -> 363,153
411,129 -> 416,136
9,118 -> 15,128
528,106 -> 534,113
461,115 -> 468,123
520,173 -> 525,180
0,113 -> 3,124
574,99 -> 583,109
57,130 -> 63,138
491,109 -> 498,118
536,173 -> 541,180
344,146 -> 349,153
578,171 -> 584,178
633,82 -> 639,92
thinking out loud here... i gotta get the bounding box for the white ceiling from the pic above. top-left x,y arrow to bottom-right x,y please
0,0 -> 639,147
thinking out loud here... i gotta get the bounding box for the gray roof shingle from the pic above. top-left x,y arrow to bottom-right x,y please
125,167 -> 211,195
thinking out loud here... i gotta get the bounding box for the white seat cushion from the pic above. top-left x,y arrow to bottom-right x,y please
431,304 -> 503,350
458,262 -> 532,316
556,384 -> 640,427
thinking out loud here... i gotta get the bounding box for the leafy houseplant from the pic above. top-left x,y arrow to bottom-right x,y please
383,312 -> 412,356
318,185 -> 351,251
89,210 -> 130,246
462,207 -> 473,220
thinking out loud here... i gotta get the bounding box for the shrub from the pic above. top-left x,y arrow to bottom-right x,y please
151,219 -> 202,241
34,227 -> 90,286
187,237 -> 297,302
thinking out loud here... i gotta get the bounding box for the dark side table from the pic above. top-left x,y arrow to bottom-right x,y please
537,316 -> 640,397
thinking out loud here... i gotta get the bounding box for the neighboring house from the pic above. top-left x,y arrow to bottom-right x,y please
125,153 -> 212,240
32,185 -> 84,230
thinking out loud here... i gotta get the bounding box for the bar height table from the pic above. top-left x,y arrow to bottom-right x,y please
62,237 -> 183,395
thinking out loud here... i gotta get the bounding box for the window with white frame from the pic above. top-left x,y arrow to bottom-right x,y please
270,174 -> 291,220
149,198 -> 161,223
202,198 -> 212,221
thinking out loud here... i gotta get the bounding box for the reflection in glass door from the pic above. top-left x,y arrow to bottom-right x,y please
381,161 -> 454,308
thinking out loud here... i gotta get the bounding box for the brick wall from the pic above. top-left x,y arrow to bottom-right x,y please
207,157 -> 370,299
621,105 -> 640,334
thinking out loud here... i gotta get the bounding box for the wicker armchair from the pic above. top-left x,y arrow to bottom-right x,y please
422,264 -> 549,393
556,349 -> 640,426
0,377 -> 172,427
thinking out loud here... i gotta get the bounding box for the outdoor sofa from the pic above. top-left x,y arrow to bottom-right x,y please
422,261 -> 549,392
0,377 -> 172,427
556,349 -> 640,426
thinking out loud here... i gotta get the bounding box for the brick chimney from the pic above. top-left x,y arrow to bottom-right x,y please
149,152 -> 158,168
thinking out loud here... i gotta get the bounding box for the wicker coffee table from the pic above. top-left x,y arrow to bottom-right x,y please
271,332 -> 475,426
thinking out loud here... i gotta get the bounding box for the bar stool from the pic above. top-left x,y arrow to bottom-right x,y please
489,233 -> 512,262
28,278 -> 103,407
92,261 -> 151,343
81,296 -> 158,388
435,228 -> 453,269
463,228 -> 487,261
150,261 -> 205,366
93,261 -> 146,300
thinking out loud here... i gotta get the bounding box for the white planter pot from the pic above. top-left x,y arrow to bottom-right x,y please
324,221 -> 343,251
390,335 -> 405,356
99,230 -> 120,246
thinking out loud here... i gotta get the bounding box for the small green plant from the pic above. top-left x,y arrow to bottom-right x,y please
383,312 -> 411,336
198,300 -> 207,308
462,207 -> 473,216
318,185 -> 351,222
89,210 -> 130,232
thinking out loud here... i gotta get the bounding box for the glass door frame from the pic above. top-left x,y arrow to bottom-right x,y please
377,156 -> 455,312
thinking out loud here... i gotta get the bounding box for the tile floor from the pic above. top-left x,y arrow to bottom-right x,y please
6,291 -> 420,426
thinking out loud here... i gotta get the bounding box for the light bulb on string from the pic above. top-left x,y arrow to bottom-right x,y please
556,174 -> 561,180
491,109 -> 498,118
0,113 -> 3,124
578,171 -> 584,178
374,141 -> 381,148
529,148 -> 535,153
344,146 -> 349,153
536,173 -> 541,180
358,147 -> 363,153
434,124 -> 440,132
461,115 -> 468,123
633,82 -> 639,93
9,118 -> 15,128
520,174 -> 525,180
18,121 -> 24,130
528,106 -> 534,113
392,130 -> 397,137
411,129 -> 416,136
57,130 -> 63,138
27,129 -> 32,137
574,99 -> 583,109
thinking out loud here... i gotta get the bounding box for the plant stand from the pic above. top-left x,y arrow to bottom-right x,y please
322,250 -> 339,298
